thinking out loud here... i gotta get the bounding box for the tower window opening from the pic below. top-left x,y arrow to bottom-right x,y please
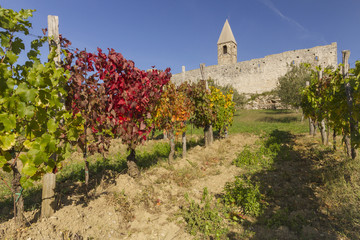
223,45 -> 227,54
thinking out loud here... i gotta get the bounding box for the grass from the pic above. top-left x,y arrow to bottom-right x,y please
180,109 -> 308,138
236,129 -> 360,239
313,147 -> 360,239
229,109 -> 308,135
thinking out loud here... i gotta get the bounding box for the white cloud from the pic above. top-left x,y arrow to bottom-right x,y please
259,0 -> 327,44
260,0 -> 306,32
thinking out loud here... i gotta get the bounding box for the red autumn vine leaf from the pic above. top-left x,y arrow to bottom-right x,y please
95,49 -> 171,149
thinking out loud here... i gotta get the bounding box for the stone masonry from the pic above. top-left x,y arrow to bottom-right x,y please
217,19 -> 237,65
172,20 -> 338,94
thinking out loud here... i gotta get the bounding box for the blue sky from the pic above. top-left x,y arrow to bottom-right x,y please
2,0 -> 360,74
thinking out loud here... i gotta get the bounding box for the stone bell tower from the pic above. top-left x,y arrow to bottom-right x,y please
217,19 -> 237,65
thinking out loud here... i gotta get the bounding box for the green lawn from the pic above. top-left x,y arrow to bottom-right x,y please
229,109 -> 308,134
185,109 -> 308,136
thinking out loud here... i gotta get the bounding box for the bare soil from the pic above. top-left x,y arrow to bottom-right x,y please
1,132 -> 358,239
0,133 -> 256,239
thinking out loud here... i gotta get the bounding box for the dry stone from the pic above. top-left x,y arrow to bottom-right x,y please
172,42 -> 337,95
244,94 -> 287,110
172,21 -> 337,99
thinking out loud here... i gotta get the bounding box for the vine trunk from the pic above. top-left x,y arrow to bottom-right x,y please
11,162 -> 24,228
127,148 -> 140,178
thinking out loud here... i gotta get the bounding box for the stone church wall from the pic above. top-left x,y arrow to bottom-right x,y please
171,42 -> 337,94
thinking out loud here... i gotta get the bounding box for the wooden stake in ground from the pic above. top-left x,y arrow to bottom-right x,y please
168,130 -> 175,164
318,70 -> 328,145
182,130 -> 187,158
343,50 -> 357,159
83,126 -> 90,192
41,173 -> 56,218
306,81 -> 316,136
41,15 -> 60,218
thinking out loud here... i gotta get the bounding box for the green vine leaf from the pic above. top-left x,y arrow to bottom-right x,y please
20,176 -> 33,189
6,51 -> 18,65
47,118 -> 57,133
22,162 -> 37,176
0,155 -> 7,168
0,113 -> 16,131
17,102 -> 35,118
0,133 -> 16,150
15,82 -> 38,102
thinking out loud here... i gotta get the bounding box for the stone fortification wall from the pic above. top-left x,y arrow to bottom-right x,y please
172,43 -> 337,94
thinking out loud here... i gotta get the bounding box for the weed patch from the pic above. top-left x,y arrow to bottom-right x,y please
137,142 -> 170,169
317,155 -> 360,239
233,130 -> 293,171
233,146 -> 259,166
106,190 -> 135,222
181,188 -> 228,239
172,166 -> 203,187
266,208 -> 306,233
223,177 -> 266,218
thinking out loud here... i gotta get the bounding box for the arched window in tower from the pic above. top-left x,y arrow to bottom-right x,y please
223,45 -> 227,54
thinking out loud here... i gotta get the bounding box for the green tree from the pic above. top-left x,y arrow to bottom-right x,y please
276,64 -> 311,109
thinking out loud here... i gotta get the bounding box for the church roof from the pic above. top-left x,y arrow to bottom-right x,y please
217,19 -> 237,45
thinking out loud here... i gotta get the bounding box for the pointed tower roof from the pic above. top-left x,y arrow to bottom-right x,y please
217,19 -> 237,45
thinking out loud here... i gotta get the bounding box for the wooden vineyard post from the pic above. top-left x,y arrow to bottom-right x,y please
182,129 -> 187,158
343,50 -> 357,159
182,65 -> 186,83
41,15 -> 60,218
41,173 -> 56,218
168,130 -> 175,164
200,63 -> 213,146
318,70 -> 328,145
48,15 -> 61,66
181,66 -> 187,158
224,93 -> 233,138
306,81 -> 315,136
